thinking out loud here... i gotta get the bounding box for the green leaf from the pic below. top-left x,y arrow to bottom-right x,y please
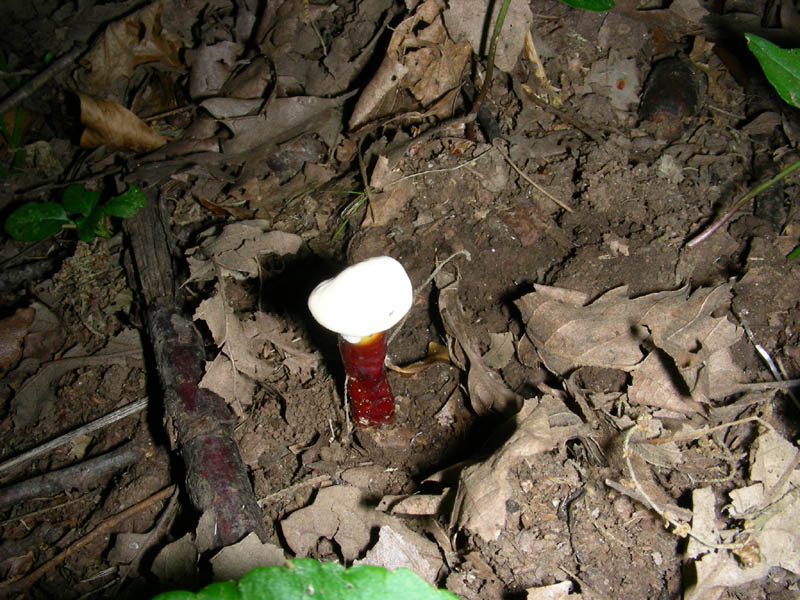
745,33 -> 800,109
558,0 -> 614,11
62,184 -> 100,216
149,559 -> 459,600
102,185 -> 146,218
5,202 -> 71,241
74,206 -> 106,242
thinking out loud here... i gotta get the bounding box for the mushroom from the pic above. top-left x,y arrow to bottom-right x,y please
308,256 -> 413,427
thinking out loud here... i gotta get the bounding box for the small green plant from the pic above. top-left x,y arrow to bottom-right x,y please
558,0 -> 614,10
5,184 -> 146,242
150,559 -> 459,600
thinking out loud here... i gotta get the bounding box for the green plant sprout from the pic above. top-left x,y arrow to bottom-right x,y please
687,34 -> 800,257
5,184 -> 146,242
150,558 -> 459,600
558,0 -> 614,10
332,190 -> 368,241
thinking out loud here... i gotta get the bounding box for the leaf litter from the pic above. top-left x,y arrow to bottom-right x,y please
1,0 -> 800,598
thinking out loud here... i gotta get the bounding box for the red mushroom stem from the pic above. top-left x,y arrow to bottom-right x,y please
339,332 -> 395,426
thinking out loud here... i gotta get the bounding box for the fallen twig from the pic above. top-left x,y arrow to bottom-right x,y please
0,484 -> 176,594
0,442 -> 147,509
0,42 -> 86,117
492,139 -> 573,212
0,397 -> 148,476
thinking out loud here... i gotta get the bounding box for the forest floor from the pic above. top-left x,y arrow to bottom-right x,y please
1,0 -> 799,599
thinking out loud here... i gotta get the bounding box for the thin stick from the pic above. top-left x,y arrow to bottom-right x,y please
0,485 -> 176,593
0,397 -> 149,476
492,140 -> 573,212
687,158 -> 800,248
386,147 -> 494,187
643,415 -> 775,445
0,443 -> 146,509
725,378 -> 800,393
258,475 -> 332,506
0,43 -> 86,117
623,425 -> 744,550
386,250 -> 472,348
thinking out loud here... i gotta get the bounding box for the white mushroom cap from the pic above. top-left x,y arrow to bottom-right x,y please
308,256 -> 413,343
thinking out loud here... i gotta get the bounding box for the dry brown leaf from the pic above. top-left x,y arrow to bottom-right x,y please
640,283 -> 743,402
79,1 -> 190,98
482,332 -> 515,370
10,328 -> 142,428
194,292 -> 274,386
0,307 -> 34,375
221,93 -> 354,155
516,283 -> 743,406
199,354 -> 256,416
210,532 -> 285,582
349,0 -> 470,128
186,222 -> 303,283
250,313 -> 321,383
187,41 -> 244,100
354,524 -> 443,585
439,281 -> 520,415
443,0 -> 532,73
516,284 -> 682,375
628,352 -> 704,414
450,396 -> 584,541
280,485 -> 380,560
79,93 -> 167,152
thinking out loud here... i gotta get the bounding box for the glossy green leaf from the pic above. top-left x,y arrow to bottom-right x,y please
150,559 -> 459,600
5,202 -> 70,241
102,185 -> 146,218
558,0 -> 614,11
746,33 -> 800,109
62,184 -> 100,216
75,206 -> 107,242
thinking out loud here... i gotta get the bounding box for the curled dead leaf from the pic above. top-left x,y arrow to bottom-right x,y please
79,93 -> 166,152
438,281 -> 520,416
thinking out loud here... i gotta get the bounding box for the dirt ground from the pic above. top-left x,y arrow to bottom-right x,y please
1,0 -> 799,599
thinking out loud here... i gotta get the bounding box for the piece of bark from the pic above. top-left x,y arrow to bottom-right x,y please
125,187 -> 267,548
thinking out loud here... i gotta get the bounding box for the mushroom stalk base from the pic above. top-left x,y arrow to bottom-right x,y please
339,332 -> 395,427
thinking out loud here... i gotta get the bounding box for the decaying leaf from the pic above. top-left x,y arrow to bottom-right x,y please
79,93 -> 167,152
188,41 -> 243,99
443,0 -> 532,72
526,580 -> 580,599
10,328 -> 142,428
78,0 -> 191,99
199,354 -> 256,416
186,222 -> 303,283
450,396 -> 584,541
439,280 -> 520,416
349,0 -> 471,129
482,332 -> 515,370
516,283 -> 744,410
221,93 -> 355,155
682,429 -> 800,600
354,524 -> 442,585
210,532 -> 285,582
0,307 -> 35,375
